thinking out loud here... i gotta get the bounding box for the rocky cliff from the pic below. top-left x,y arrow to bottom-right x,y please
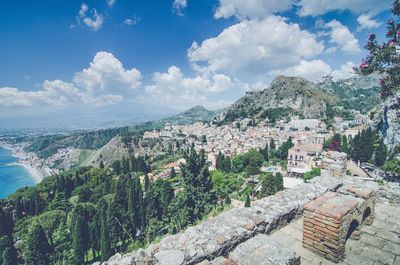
217,76 -> 336,123
376,91 -> 400,151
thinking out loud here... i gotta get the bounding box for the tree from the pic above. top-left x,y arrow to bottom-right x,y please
275,173 -> 284,191
355,0 -> 400,119
329,133 -> 342,152
270,139 -> 276,150
276,137 -> 294,160
244,194 -> 251,207
99,160 -> 105,169
341,135 -> 349,154
258,173 -> 276,198
99,200 -> 112,262
144,174 -> 150,192
35,210 -> 66,248
25,223 -> 51,265
350,128 -> 375,162
111,160 -> 122,175
128,176 -> 144,237
375,138 -> 388,166
170,167 -> 176,178
260,143 -> 269,161
72,205 -> 89,264
201,135 -> 207,144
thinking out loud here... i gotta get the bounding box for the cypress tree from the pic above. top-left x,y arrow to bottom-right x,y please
275,172 -> 284,191
99,160 -> 105,169
269,139 -> 276,150
99,200 -> 112,262
261,143 -> 269,161
25,223 -> 51,265
374,139 -> 387,167
72,205 -> 89,265
144,174 -> 150,192
341,135 -> 349,154
244,194 -> 251,207
170,167 -> 176,178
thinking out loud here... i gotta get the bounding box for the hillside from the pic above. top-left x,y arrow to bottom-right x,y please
165,105 -> 217,124
318,75 -> 381,114
217,76 -> 336,123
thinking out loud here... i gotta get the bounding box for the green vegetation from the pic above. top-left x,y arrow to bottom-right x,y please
259,107 -> 293,123
304,168 -> 321,183
0,144 -> 238,264
383,159 -> 400,182
257,173 -> 284,198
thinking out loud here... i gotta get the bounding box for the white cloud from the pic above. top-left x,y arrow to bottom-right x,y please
106,0 -> 116,7
357,14 -> 382,31
331,62 -> 356,81
214,0 -> 294,20
77,3 -> 104,31
0,52 -> 142,107
298,0 -> 391,17
269,59 -> 332,81
325,20 -> 361,54
144,66 -> 241,108
188,16 -> 324,79
173,0 -> 187,16
123,17 -> 139,26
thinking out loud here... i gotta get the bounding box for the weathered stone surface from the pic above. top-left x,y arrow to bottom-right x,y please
228,234 -> 300,265
154,249 -> 185,265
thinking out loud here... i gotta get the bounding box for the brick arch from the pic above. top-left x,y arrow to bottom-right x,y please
345,219 -> 360,240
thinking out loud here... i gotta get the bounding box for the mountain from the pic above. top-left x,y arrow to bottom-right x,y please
216,76 -> 336,123
163,105 -> 218,125
318,75 -> 381,114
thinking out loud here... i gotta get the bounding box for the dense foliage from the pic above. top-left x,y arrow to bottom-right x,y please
355,0 -> 400,119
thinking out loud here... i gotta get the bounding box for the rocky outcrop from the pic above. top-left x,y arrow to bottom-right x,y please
377,92 -> 400,151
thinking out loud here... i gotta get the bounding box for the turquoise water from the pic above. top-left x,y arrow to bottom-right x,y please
0,147 -> 36,199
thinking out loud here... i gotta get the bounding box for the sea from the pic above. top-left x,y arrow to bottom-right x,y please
0,147 -> 36,199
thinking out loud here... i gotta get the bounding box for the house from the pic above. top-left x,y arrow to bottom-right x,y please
344,125 -> 366,141
287,144 -> 323,173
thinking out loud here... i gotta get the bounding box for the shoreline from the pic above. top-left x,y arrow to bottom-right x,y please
7,162 -> 44,184
0,143 -> 47,183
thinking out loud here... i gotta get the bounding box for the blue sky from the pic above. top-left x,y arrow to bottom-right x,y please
0,0 -> 393,115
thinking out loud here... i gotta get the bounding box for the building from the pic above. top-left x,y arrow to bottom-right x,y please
344,125 -> 366,141
287,144 -> 323,174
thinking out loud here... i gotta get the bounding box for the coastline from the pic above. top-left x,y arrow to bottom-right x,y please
0,143 -> 47,183
8,162 -> 44,184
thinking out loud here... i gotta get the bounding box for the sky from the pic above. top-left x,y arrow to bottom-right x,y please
0,0 -> 393,116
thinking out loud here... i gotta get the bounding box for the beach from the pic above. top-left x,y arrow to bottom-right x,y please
0,142 -> 49,183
